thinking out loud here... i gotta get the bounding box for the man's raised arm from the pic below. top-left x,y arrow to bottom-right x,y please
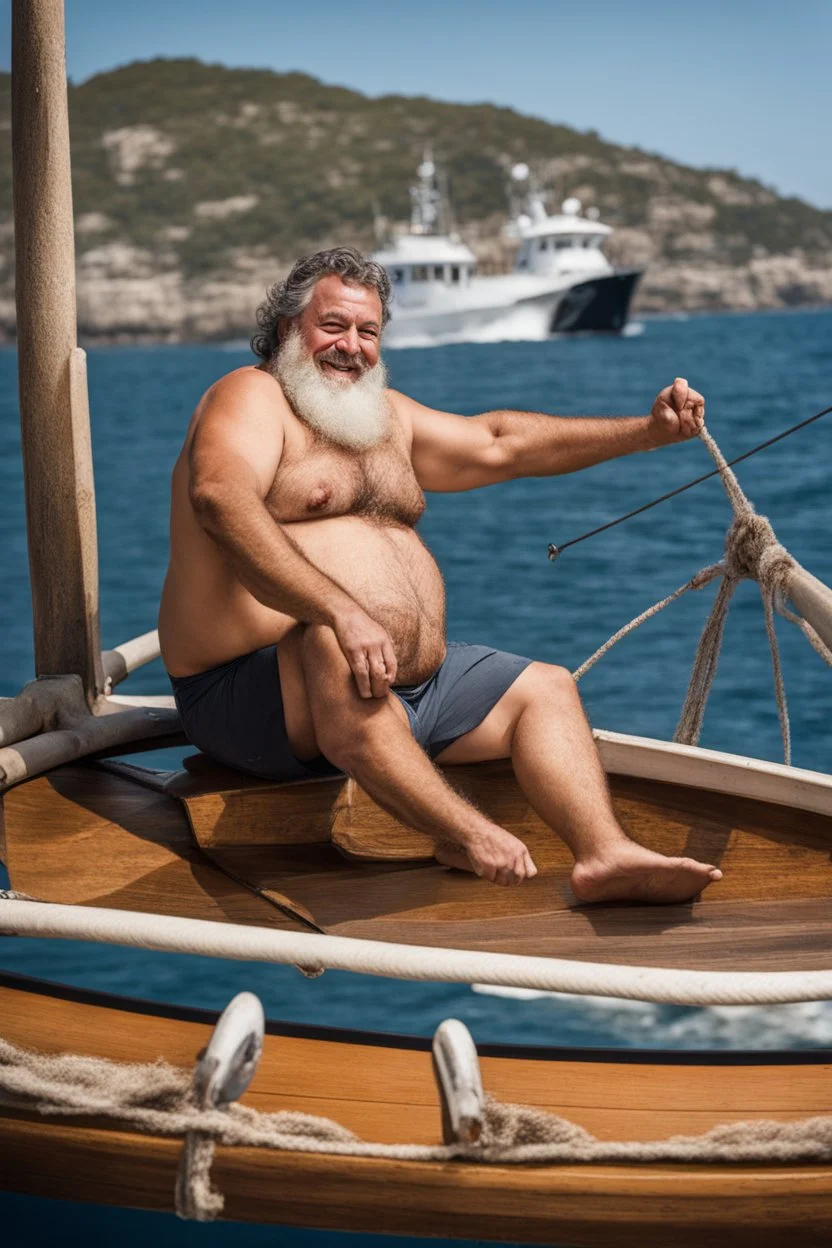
188,371 -> 397,695
399,378 -> 705,493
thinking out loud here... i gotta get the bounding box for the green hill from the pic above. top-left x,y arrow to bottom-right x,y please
2,58 -> 831,340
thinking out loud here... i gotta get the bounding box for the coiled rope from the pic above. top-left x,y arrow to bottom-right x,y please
3,1037 -> 832,1222
572,425 -> 832,764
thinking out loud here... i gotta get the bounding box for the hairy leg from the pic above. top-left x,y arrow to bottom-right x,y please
435,662 -> 722,904
293,625 -> 536,885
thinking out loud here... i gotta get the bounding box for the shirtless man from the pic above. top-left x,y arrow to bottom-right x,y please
159,246 -> 722,900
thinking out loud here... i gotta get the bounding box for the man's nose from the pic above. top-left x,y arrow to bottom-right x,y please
335,326 -> 360,355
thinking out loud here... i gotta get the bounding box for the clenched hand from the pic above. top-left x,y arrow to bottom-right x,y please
648,377 -> 705,446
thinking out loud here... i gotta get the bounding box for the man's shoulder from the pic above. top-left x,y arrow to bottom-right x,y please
186,366 -> 290,461
204,364 -> 285,407
385,387 -> 420,425
195,365 -> 292,434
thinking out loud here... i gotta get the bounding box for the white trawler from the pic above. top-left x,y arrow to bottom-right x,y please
370,159 -> 643,348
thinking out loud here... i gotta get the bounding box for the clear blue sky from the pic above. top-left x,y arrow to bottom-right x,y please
2,0 -> 830,207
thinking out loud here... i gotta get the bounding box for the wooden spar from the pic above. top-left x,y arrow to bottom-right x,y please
102,630 -> 162,691
787,565 -> 832,654
11,0 -> 105,705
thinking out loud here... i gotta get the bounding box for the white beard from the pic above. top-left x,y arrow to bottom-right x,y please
274,329 -> 390,450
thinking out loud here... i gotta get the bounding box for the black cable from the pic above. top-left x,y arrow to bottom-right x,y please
548,401 -> 832,562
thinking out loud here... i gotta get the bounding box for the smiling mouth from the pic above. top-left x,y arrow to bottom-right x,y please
320,359 -> 360,377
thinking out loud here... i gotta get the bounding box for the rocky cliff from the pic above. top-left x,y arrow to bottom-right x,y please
2,59 -> 831,342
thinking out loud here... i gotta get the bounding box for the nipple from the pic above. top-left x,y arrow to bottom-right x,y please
306,483 -> 332,511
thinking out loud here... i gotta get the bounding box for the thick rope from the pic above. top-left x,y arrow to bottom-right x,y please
3,1038 -> 832,1222
573,424 -> 832,764
3,899 -> 832,1005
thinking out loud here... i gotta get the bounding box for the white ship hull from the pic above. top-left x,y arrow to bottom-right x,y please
383,276 -> 572,349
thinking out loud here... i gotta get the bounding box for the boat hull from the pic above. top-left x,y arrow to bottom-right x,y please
382,285 -> 565,347
3,972 -> 832,1244
550,269 -> 643,334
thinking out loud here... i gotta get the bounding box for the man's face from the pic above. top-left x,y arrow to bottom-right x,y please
294,275 -> 383,383
274,274 -> 389,450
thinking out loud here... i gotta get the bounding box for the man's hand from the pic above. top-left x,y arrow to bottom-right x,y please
333,608 -> 398,698
463,826 -> 538,886
648,377 -> 705,446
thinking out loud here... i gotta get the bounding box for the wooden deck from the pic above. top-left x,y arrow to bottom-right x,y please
2,754 -> 831,971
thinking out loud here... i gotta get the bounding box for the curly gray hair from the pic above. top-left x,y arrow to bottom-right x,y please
251,246 -> 392,360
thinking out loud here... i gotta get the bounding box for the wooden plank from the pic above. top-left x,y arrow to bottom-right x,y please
12,2 -> 103,701
2,978 -> 832,1243
4,1116 -> 832,1246
179,777 -> 346,850
1,768 -> 308,931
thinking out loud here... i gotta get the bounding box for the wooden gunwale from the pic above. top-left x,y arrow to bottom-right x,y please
2,973 -> 832,1245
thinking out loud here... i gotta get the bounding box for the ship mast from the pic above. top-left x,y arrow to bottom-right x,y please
11,0 -> 104,704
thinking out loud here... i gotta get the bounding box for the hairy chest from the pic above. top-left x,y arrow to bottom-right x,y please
265,432 -> 427,528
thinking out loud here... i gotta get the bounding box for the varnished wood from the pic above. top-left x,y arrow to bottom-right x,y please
0,768 -> 309,931
3,757 -> 831,970
2,976 -> 831,1244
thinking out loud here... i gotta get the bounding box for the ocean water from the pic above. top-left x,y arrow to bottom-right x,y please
2,307 -> 832,1245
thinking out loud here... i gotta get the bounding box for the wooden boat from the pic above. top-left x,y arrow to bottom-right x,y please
2,3 -> 832,1243
3,969 -> 832,1247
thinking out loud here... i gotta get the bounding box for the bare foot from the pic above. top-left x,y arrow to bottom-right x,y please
571,841 -> 722,905
434,827 -> 537,886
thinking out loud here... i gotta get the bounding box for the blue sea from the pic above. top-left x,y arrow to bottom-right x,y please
2,307 -> 832,1246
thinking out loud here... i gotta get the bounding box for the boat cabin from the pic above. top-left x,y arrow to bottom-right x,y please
512,198 -> 614,280
371,234 -> 477,296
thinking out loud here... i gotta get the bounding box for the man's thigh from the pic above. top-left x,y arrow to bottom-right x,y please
276,629 -> 320,760
283,626 -> 412,759
433,663 -> 544,765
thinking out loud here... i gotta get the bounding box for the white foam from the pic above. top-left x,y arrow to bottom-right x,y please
471,985 -> 832,1049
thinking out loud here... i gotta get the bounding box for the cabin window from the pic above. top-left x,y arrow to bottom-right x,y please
434,265 -> 445,280
538,238 -> 548,252
555,238 -> 571,251
393,268 -> 405,282
412,266 -> 428,281
451,265 -> 460,283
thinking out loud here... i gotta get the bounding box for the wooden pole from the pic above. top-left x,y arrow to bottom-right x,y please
787,566 -> 832,655
11,0 -> 104,704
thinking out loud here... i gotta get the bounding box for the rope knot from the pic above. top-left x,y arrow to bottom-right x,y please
723,509 -> 793,597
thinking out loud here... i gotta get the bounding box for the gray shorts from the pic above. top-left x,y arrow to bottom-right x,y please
169,641 -> 532,783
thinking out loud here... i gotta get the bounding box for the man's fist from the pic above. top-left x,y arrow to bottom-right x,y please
648,377 -> 705,446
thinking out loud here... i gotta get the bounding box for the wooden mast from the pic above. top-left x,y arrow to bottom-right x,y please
11,0 -> 104,705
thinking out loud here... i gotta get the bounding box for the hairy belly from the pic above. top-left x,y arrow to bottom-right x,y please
286,516 -> 446,681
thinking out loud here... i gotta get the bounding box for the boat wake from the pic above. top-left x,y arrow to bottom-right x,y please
472,985 -> 832,1050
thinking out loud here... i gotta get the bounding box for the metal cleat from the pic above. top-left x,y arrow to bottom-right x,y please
192,990 -> 265,1110
432,1018 -> 485,1145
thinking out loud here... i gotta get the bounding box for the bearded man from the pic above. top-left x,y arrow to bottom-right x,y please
159,246 -> 722,899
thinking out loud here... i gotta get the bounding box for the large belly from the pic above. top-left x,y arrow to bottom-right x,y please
286,516 -> 446,681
